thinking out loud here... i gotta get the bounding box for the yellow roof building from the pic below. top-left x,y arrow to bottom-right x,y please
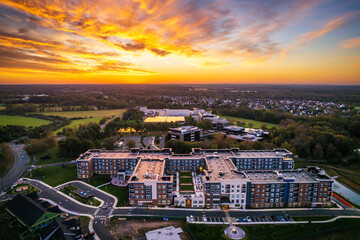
144,116 -> 185,123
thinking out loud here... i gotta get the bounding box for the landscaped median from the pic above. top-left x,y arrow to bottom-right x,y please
60,184 -> 102,207
7,183 -> 39,195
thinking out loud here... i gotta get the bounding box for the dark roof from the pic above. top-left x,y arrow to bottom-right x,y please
48,206 -> 61,214
26,191 -> 40,200
40,221 -> 65,240
41,219 -> 84,240
7,194 -> 45,227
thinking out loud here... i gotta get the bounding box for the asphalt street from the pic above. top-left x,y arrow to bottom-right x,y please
112,207 -> 360,219
0,144 -> 29,192
21,177 -> 360,240
24,179 -> 96,215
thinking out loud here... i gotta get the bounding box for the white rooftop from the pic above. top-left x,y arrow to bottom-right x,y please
145,226 -> 183,240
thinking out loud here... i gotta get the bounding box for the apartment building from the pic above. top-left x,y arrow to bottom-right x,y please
76,148 -> 293,180
76,148 -> 333,208
128,158 -> 173,206
245,167 -> 333,208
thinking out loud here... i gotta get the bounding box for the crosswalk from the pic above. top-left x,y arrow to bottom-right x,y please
95,215 -> 107,219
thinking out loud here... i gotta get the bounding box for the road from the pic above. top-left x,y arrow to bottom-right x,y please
0,144 -> 29,192
111,207 -> 360,219
20,178 -> 360,239
60,181 -> 117,239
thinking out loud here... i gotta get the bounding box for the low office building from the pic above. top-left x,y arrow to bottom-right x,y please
169,125 -> 202,142
145,226 -> 183,240
198,112 -> 230,130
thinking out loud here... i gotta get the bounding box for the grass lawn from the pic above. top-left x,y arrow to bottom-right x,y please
220,115 -> 279,129
0,115 -> 51,127
179,172 -> 192,177
41,109 -> 125,118
35,146 -> 73,165
189,218 -> 360,240
86,175 -> 111,187
55,117 -> 103,133
31,165 -> 77,187
292,216 -> 335,221
180,184 -> 194,191
99,185 -> 129,207
180,177 -> 193,184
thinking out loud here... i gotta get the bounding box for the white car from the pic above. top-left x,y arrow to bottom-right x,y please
203,216 -> 207,222
189,215 -> 194,222
246,216 -> 252,222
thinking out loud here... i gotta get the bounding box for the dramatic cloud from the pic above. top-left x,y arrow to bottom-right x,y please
0,0 -> 359,82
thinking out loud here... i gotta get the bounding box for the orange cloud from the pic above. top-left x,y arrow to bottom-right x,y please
340,36 -> 360,48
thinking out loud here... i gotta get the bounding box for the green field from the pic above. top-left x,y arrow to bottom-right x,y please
220,115 -> 279,128
99,185 -> 129,207
31,165 -> 77,187
55,117 -> 103,133
188,218 -> 360,240
86,175 -> 111,187
0,115 -> 51,127
40,109 -> 125,118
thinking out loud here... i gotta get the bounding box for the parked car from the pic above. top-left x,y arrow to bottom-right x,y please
189,215 -> 194,222
246,216 -> 252,222
203,216 -> 207,222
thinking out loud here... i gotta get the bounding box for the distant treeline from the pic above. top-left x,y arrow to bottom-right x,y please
219,107 -> 289,124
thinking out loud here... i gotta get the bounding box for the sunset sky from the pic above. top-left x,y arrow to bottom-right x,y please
0,0 -> 359,84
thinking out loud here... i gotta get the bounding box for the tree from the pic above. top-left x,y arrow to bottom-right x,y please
248,122 -> 254,128
313,144 -> 324,160
122,108 -> 144,121
185,116 -> 197,126
125,139 -> 136,149
197,119 -> 212,130
103,137 -> 116,150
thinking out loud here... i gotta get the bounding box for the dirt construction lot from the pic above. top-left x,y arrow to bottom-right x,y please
108,218 -> 192,240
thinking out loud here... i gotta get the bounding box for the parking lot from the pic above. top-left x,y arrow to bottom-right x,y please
187,215 -> 294,224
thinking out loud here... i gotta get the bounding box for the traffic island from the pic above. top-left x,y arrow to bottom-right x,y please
224,226 -> 245,239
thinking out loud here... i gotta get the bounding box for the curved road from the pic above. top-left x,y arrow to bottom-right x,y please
0,144 -> 29,192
